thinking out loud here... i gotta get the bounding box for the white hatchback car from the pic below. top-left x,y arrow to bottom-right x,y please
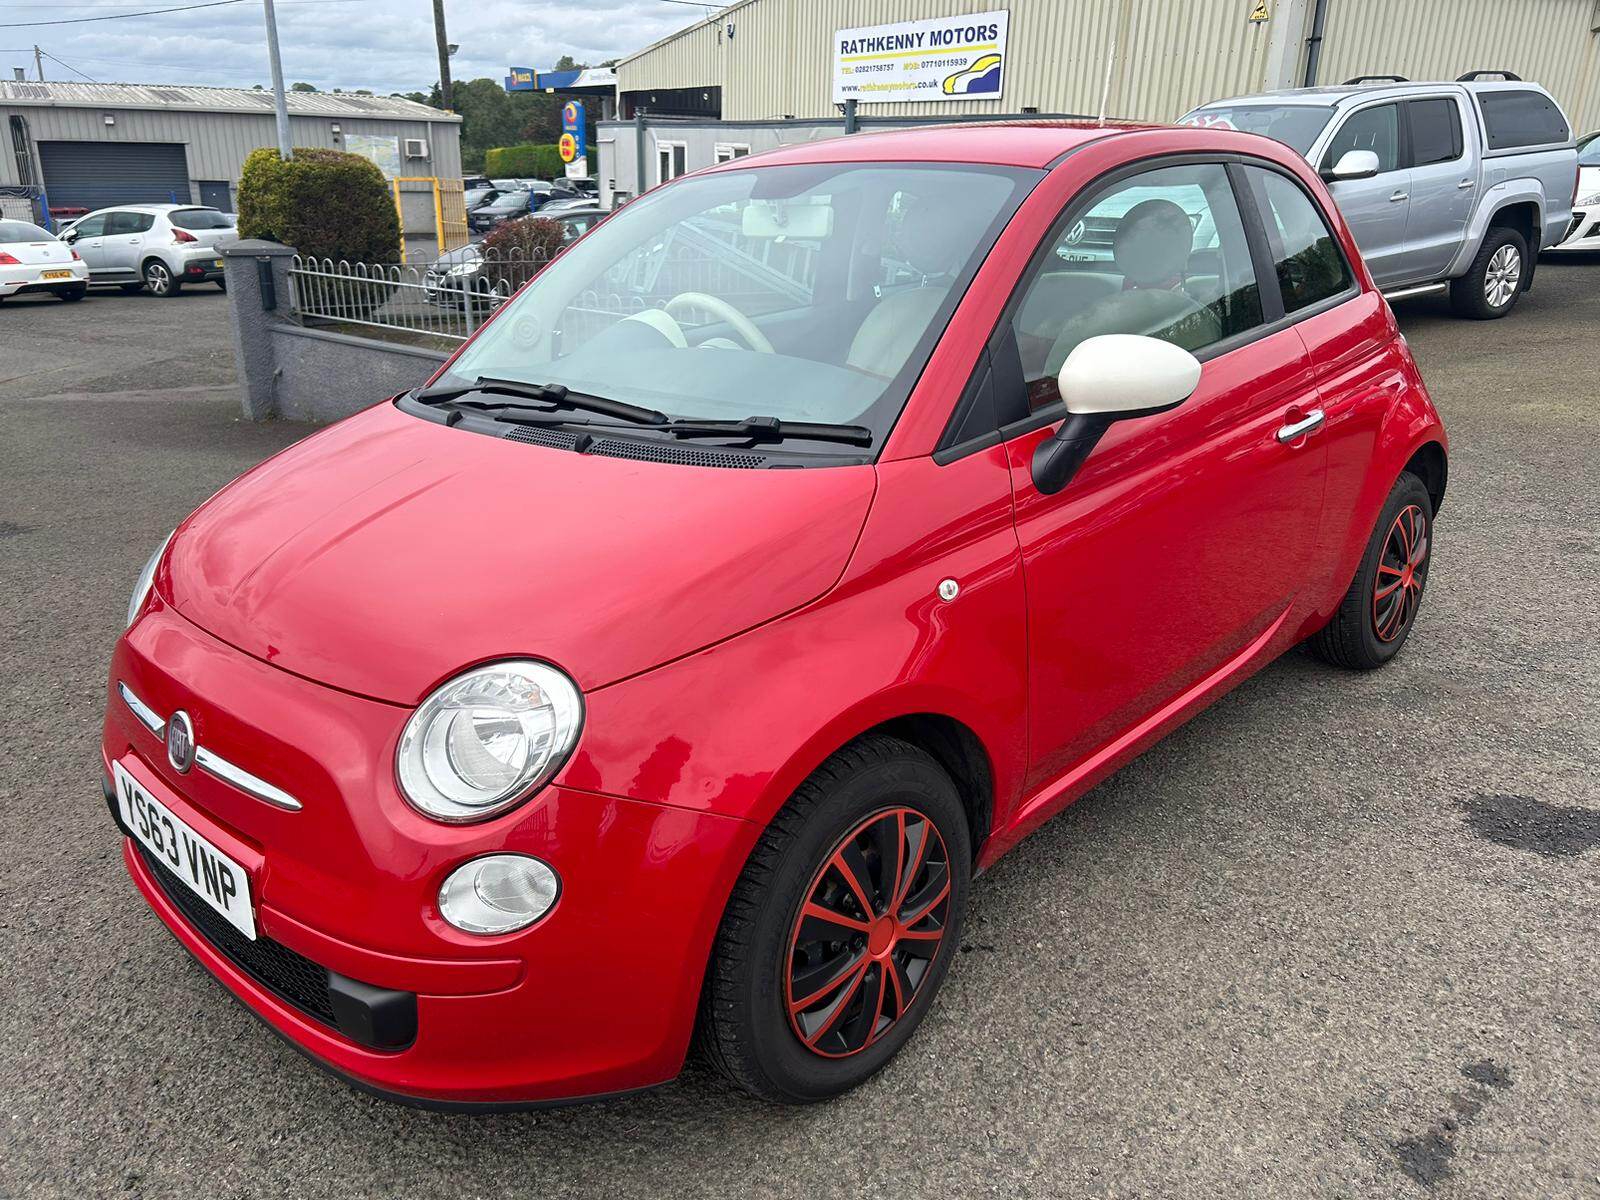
57,204 -> 234,297
0,218 -> 89,303
1548,132 -> 1600,254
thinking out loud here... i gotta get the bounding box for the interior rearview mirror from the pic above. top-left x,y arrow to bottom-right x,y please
1031,334 -> 1202,496
1321,149 -> 1380,182
741,201 -> 834,240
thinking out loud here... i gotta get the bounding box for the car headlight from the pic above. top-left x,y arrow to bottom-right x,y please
126,531 -> 173,628
1578,192 -> 1600,208
439,854 -> 560,934
396,660 -> 583,823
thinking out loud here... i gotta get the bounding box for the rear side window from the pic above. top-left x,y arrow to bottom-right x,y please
1008,162 -> 1265,411
1478,90 -> 1570,150
170,208 -> 232,230
1243,167 -> 1354,314
1408,99 -> 1464,166
1323,104 -> 1401,173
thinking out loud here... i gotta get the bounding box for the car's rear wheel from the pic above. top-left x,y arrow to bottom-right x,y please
699,734 -> 970,1103
1451,228 -> 1526,319
58,286 -> 86,302
142,260 -> 180,298
1310,472 -> 1434,670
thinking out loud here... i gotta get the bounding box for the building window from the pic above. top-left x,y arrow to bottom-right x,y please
656,140 -> 688,184
9,115 -> 36,187
714,143 -> 750,163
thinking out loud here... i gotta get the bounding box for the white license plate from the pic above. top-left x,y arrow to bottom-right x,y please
114,761 -> 256,940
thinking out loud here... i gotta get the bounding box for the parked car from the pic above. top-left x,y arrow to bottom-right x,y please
551,176 -> 599,200
1183,74 -> 1579,317
536,195 -> 605,217
105,121 -> 1447,1109
1546,131 -> 1600,253
462,175 -> 491,190
424,208 -> 606,308
0,218 -> 89,302
463,186 -> 504,213
58,204 -> 233,297
467,189 -> 536,233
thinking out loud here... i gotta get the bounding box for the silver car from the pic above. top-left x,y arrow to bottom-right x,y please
1184,75 -> 1579,318
58,204 -> 234,297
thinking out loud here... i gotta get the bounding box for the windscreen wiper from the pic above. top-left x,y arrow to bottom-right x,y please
665,416 -> 875,447
414,377 -> 668,425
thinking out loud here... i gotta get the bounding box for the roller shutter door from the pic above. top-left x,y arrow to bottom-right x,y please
38,141 -> 190,210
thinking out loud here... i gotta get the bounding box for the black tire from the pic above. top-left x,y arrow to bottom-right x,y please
142,259 -> 180,298
216,279 -> 227,293
119,283 -> 145,295
58,286 -> 86,302
699,734 -> 970,1103
1450,227 -> 1527,319
1310,472 -> 1434,670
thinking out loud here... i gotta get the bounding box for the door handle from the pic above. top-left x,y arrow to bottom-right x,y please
1389,190 -> 1408,202
1457,179 -> 1475,189
1277,409 -> 1326,444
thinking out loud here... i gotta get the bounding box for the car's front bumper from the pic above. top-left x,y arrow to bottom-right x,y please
1547,207 -> 1600,252
104,599 -> 754,1107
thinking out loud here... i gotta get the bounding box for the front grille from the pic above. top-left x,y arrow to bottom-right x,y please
139,845 -> 338,1028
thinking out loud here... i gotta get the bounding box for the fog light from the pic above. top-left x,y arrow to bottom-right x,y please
438,855 -> 559,935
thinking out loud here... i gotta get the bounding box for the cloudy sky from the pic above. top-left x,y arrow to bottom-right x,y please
0,0 -> 708,95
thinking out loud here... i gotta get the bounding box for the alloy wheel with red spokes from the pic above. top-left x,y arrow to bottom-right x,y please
1372,503 -> 1430,643
784,806 -> 951,1058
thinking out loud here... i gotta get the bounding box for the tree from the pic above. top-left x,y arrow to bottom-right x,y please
290,81 -> 318,92
553,55 -> 584,71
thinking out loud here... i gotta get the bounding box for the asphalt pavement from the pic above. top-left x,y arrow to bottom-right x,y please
1,265 -> 1597,1199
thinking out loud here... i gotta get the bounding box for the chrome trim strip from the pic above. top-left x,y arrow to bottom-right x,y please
194,747 -> 304,812
117,681 -> 165,736
117,679 -> 302,812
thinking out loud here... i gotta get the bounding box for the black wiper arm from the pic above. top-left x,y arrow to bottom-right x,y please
666,415 -> 875,447
414,377 -> 667,425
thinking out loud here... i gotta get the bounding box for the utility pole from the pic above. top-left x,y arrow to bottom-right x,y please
34,45 -> 45,81
260,0 -> 293,159
432,0 -> 453,112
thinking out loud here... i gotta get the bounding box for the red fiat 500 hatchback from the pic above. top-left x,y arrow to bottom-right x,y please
104,122 -> 1446,1107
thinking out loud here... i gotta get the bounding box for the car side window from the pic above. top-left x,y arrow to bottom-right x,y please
104,212 -> 154,236
1008,162 -> 1264,411
1243,167 -> 1354,314
1407,99 -> 1464,166
73,215 -> 106,238
1322,104 -> 1401,174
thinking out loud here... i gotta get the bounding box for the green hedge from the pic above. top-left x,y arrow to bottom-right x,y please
483,143 -> 566,179
237,147 -> 400,263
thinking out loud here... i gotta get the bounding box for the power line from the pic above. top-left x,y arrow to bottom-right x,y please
0,0 -> 249,27
40,49 -> 99,82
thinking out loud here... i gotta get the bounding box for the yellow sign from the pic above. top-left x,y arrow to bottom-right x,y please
558,132 -> 578,163
1248,0 -> 1269,20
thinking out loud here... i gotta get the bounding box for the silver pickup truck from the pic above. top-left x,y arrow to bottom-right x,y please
1182,75 -> 1579,319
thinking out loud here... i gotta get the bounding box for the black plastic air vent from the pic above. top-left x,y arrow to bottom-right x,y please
503,425 -> 766,469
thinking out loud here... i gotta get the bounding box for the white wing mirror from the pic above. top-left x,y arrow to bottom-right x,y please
1032,334 -> 1202,496
1323,149 -> 1380,182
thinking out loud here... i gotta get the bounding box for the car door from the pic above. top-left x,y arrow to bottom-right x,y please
1400,96 -> 1476,279
997,160 -> 1328,794
1319,102 -> 1412,286
66,213 -> 109,275
100,211 -> 152,279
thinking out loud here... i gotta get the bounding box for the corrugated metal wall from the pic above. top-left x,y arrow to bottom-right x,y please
621,0 -> 1277,122
0,107 -> 462,191
1314,0 -> 1600,132
619,0 -> 1600,130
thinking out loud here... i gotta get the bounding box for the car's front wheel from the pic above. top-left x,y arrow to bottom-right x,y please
1310,471 -> 1434,670
142,260 -> 180,298
700,735 -> 970,1103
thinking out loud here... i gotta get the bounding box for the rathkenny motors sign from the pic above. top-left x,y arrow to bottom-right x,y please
832,9 -> 1009,104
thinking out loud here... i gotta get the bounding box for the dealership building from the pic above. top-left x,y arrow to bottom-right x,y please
0,81 -> 462,224
597,0 -> 1600,204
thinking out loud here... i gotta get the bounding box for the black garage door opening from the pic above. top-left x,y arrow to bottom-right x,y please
38,141 -> 191,210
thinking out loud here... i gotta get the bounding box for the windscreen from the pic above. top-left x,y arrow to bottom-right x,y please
169,208 -> 233,230
1179,105 -> 1335,156
0,220 -> 53,242
433,160 -> 1040,452
1579,134 -> 1600,167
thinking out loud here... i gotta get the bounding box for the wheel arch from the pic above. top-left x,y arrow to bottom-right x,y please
1403,439 -> 1448,516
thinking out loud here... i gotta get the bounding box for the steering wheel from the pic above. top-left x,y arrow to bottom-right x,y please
663,291 -> 774,354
